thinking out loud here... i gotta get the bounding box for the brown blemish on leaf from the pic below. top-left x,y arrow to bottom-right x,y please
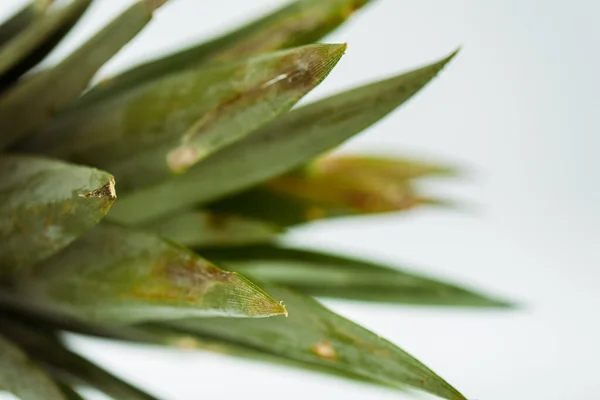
79,177 -> 116,200
127,257 -> 234,304
305,206 -> 326,221
205,212 -> 231,231
311,341 -> 336,360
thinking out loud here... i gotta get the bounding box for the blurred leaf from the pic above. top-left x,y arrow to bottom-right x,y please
0,334 -> 66,400
0,0 -> 54,47
56,383 -> 84,400
310,154 -> 459,180
0,0 -> 167,150
211,154 -> 460,225
143,210 -> 281,248
0,155 -> 116,276
0,0 -> 89,92
13,224 -> 287,324
210,172 -> 438,227
75,0 -> 373,108
21,44 -> 347,193
109,51 -> 458,225
1,320 -> 159,400
147,326 -> 404,390
155,287 -> 467,400
201,245 -> 511,307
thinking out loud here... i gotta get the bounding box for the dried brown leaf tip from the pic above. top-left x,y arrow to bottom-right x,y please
311,341 -> 337,360
79,177 -> 117,200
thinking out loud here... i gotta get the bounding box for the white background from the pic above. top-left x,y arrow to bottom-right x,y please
1,1 -> 599,399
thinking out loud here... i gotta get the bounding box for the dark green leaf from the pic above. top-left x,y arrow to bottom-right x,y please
0,0 -> 89,92
0,1 -> 54,47
109,51 -> 458,225
0,334 -> 66,400
0,155 -> 116,276
13,224 -> 287,324
0,320 -> 159,400
56,383 -> 85,400
0,0 -> 166,150
143,210 -> 281,248
75,0 -> 373,108
21,44 -> 347,193
155,287 -> 467,400
201,245 -> 511,307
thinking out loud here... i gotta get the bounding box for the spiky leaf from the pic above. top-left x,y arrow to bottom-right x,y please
0,0 -> 55,47
0,0 -> 89,91
201,245 -> 510,307
0,0 -> 166,150
12,224 -> 287,323
75,0 -> 372,107
21,44 -> 347,193
155,287 -> 466,400
0,334 -> 66,400
0,155 -> 116,276
109,51 -> 457,224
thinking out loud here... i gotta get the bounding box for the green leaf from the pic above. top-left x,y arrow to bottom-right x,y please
0,0 -> 54,47
146,326 -> 403,390
0,0 -> 89,92
20,43 -> 347,193
0,0 -> 166,150
0,334 -> 66,400
201,245 -> 511,307
0,320 -> 159,400
12,224 -> 287,324
109,51 -> 458,225
154,287 -> 467,400
75,0 -> 373,108
56,383 -> 85,400
143,210 -> 282,248
0,155 -> 116,276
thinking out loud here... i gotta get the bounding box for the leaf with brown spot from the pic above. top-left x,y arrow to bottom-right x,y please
151,286 -> 467,400
0,155 -> 116,277
73,0 -> 373,108
19,43 -> 346,194
200,244 -> 512,308
0,0 -> 166,150
108,50 -> 458,224
0,334 -> 66,400
11,224 -> 287,324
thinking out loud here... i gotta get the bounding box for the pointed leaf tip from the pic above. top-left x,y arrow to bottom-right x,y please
12,224 -> 286,323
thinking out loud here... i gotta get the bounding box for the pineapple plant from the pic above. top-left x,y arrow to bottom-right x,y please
0,1 -> 512,399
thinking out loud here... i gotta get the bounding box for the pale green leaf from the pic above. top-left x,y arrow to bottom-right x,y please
12,224 -> 287,324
